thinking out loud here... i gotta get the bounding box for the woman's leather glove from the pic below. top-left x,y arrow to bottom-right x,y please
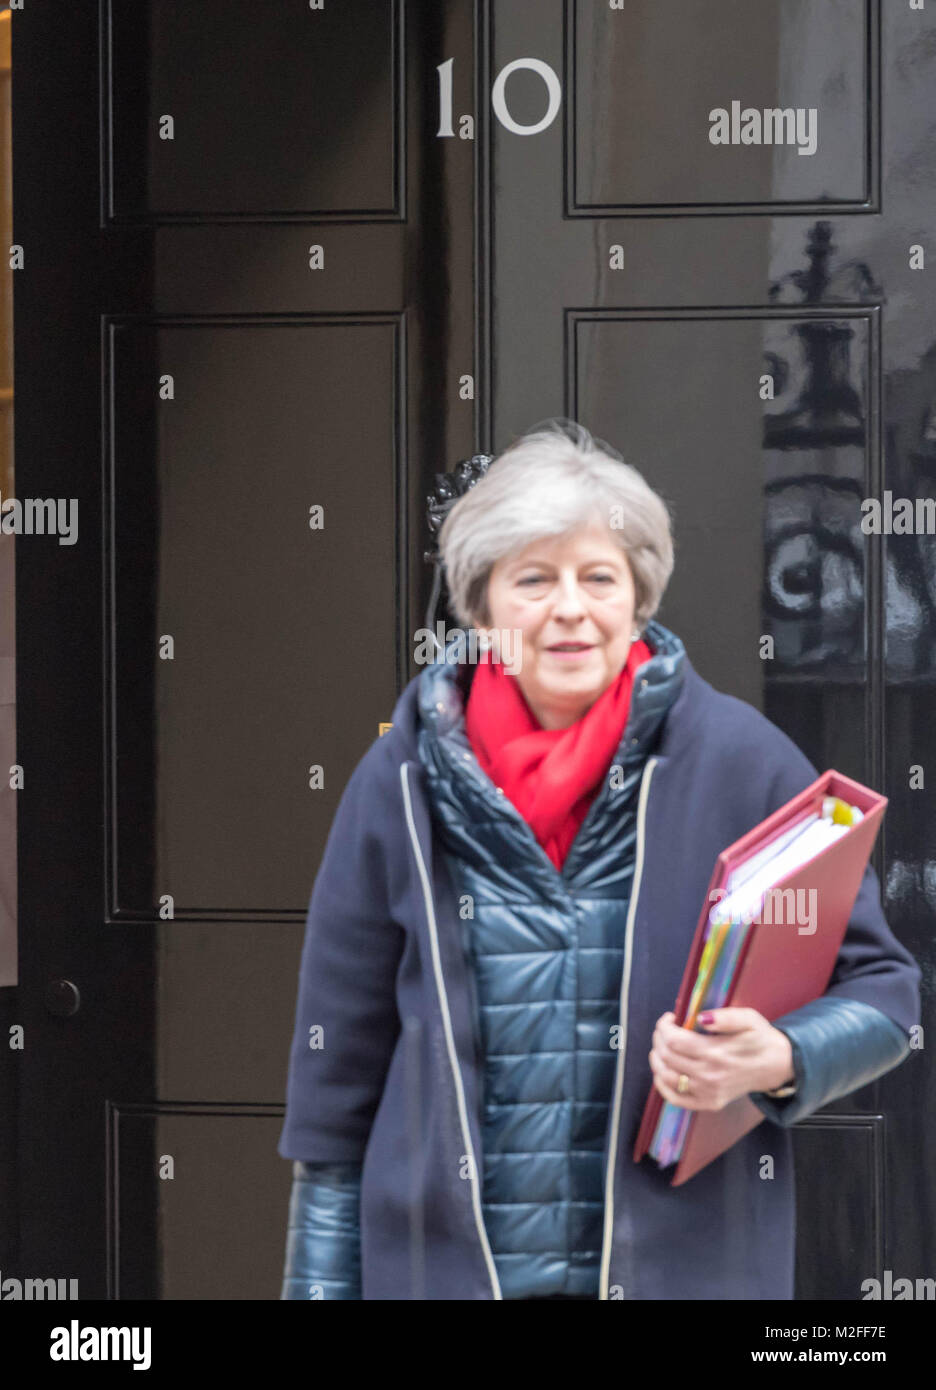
280,1160 -> 363,1299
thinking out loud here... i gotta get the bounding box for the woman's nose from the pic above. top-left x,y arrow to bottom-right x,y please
550,576 -> 587,619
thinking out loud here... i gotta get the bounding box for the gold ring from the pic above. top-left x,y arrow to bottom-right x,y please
677,1073 -> 691,1095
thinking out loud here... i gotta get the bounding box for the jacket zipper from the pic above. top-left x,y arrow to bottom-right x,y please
598,754 -> 659,1300
400,762 -> 503,1301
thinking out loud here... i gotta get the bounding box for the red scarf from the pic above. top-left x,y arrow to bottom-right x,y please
464,638 -> 653,870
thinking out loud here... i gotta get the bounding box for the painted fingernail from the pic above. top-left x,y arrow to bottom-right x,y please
699,1012 -> 714,1025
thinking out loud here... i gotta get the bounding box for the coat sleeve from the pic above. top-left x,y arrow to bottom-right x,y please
277,746 -> 406,1163
745,732 -> 922,1127
749,996 -> 912,1127
280,1160 -> 363,1300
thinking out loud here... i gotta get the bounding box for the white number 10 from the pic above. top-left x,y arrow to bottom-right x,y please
437,57 -> 562,138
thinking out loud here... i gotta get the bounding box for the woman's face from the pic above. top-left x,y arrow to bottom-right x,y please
483,518 -> 638,730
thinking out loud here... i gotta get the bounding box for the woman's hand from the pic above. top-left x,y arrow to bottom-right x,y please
648,1008 -> 795,1111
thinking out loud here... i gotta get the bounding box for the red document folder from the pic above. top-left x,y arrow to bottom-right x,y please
632,769 -> 887,1186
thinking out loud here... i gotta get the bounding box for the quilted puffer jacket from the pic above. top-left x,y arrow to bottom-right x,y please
411,621 -> 686,1296
277,620 -> 921,1300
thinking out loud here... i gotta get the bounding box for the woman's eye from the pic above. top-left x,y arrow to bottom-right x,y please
587,574 -> 614,584
517,575 -> 547,586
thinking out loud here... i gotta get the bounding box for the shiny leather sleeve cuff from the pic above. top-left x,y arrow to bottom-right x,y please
280,1160 -> 363,1300
749,996 -> 912,1128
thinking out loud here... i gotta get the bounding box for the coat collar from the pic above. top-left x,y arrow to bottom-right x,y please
387,618 -> 691,758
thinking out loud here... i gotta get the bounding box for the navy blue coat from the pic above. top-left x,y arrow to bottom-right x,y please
277,634 -> 920,1299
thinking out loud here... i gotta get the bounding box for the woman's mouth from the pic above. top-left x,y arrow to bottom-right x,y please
545,642 -> 595,660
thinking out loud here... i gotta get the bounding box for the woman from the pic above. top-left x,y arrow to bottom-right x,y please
277,419 -> 920,1301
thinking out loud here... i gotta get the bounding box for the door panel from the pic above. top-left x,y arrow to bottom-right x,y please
107,0 -> 403,222
108,317 -> 400,917
571,0 -> 874,213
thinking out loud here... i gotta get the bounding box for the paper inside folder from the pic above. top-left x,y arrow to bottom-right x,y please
713,811 -> 852,927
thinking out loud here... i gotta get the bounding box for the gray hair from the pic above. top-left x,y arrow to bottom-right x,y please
437,419 -> 675,631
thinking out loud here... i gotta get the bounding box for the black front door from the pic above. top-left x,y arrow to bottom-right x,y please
10,0 -> 934,1300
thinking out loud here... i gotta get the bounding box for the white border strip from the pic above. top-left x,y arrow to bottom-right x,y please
400,763 -> 503,1300
599,755 -> 659,1299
